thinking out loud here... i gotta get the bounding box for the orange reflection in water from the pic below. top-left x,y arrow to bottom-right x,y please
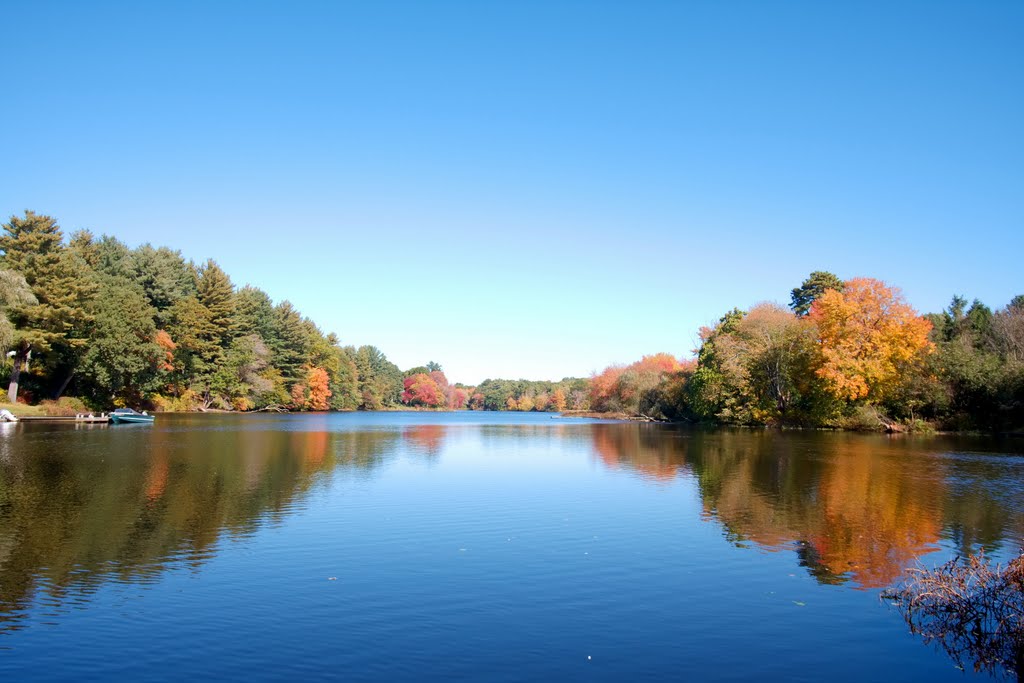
591,425 -> 688,482
586,426 -> 1012,589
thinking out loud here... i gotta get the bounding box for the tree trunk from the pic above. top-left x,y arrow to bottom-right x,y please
7,346 -> 28,403
54,370 -> 75,400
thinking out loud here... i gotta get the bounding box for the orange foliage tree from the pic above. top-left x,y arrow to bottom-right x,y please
552,388 -> 567,412
154,330 -> 176,372
290,382 -> 307,409
306,366 -> 332,411
810,278 -> 933,403
589,365 -> 626,411
591,353 -> 688,415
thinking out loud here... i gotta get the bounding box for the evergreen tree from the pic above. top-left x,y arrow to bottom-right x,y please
790,271 -> 844,317
271,301 -> 310,386
196,259 -> 236,348
0,269 -> 36,355
165,295 -> 220,404
77,277 -> 164,406
234,286 -> 277,344
0,211 -> 97,401
131,244 -> 196,323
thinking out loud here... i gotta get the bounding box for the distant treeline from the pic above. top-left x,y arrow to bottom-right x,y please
586,272 -> 1024,432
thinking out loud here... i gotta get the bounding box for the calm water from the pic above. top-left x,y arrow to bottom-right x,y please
0,412 -> 1022,681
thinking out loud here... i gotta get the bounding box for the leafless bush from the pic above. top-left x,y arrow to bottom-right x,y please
884,551 -> 1024,679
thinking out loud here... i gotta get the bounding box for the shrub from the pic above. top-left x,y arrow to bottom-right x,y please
40,397 -> 91,416
836,405 -> 888,432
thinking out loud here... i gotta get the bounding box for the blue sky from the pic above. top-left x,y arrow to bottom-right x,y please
2,1 -> 1021,384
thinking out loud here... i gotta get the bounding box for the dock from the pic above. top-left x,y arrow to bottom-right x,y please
16,414 -> 112,424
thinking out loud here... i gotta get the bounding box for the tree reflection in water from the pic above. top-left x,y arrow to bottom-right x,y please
588,424 -> 1024,589
0,422 -> 400,633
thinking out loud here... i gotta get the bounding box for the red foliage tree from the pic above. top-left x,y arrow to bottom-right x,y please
402,373 -> 446,407
447,386 -> 468,410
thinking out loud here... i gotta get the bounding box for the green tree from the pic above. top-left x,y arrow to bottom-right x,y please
69,231 -> 134,280
209,334 -> 288,409
233,286 -> 277,345
165,296 -> 220,403
0,211 -> 98,401
329,345 -> 361,411
352,345 -> 402,409
0,269 -> 36,355
270,301 -> 311,386
77,277 -> 164,406
790,271 -> 844,317
131,244 -> 196,323
196,259 -> 236,348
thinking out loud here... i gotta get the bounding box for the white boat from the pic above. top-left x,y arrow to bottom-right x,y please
110,408 -> 155,424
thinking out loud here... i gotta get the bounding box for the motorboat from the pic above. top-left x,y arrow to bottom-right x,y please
110,408 -> 155,424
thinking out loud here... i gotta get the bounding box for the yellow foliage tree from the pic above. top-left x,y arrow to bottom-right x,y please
810,278 -> 933,402
552,388 -> 567,412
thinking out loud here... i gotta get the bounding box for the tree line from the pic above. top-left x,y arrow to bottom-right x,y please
0,210 -> 410,411
3,211 -> 1019,430
587,271 -> 1024,431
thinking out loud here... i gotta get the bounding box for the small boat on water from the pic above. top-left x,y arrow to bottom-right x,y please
110,408 -> 155,424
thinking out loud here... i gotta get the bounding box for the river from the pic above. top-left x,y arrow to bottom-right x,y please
0,412 -> 1021,681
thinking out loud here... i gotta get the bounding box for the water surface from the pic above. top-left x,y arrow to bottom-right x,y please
0,412 -> 1022,680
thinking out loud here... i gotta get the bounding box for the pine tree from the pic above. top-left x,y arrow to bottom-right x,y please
196,259 -> 236,348
0,211 -> 98,401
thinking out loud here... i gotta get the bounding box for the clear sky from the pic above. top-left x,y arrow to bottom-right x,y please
2,1 -> 1022,385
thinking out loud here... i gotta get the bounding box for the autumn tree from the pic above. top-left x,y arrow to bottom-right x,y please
517,391 -> 536,412
552,388 -> 567,412
447,386 -> 469,410
402,373 -> 446,407
534,392 -> 550,412
590,365 -> 626,412
305,366 -> 332,410
810,278 -> 933,404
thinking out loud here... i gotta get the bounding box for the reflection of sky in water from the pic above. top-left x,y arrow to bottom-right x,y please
0,414 -> 1021,680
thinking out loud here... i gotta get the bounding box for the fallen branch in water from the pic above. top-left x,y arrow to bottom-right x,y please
883,550 -> 1024,679
254,404 -> 290,413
